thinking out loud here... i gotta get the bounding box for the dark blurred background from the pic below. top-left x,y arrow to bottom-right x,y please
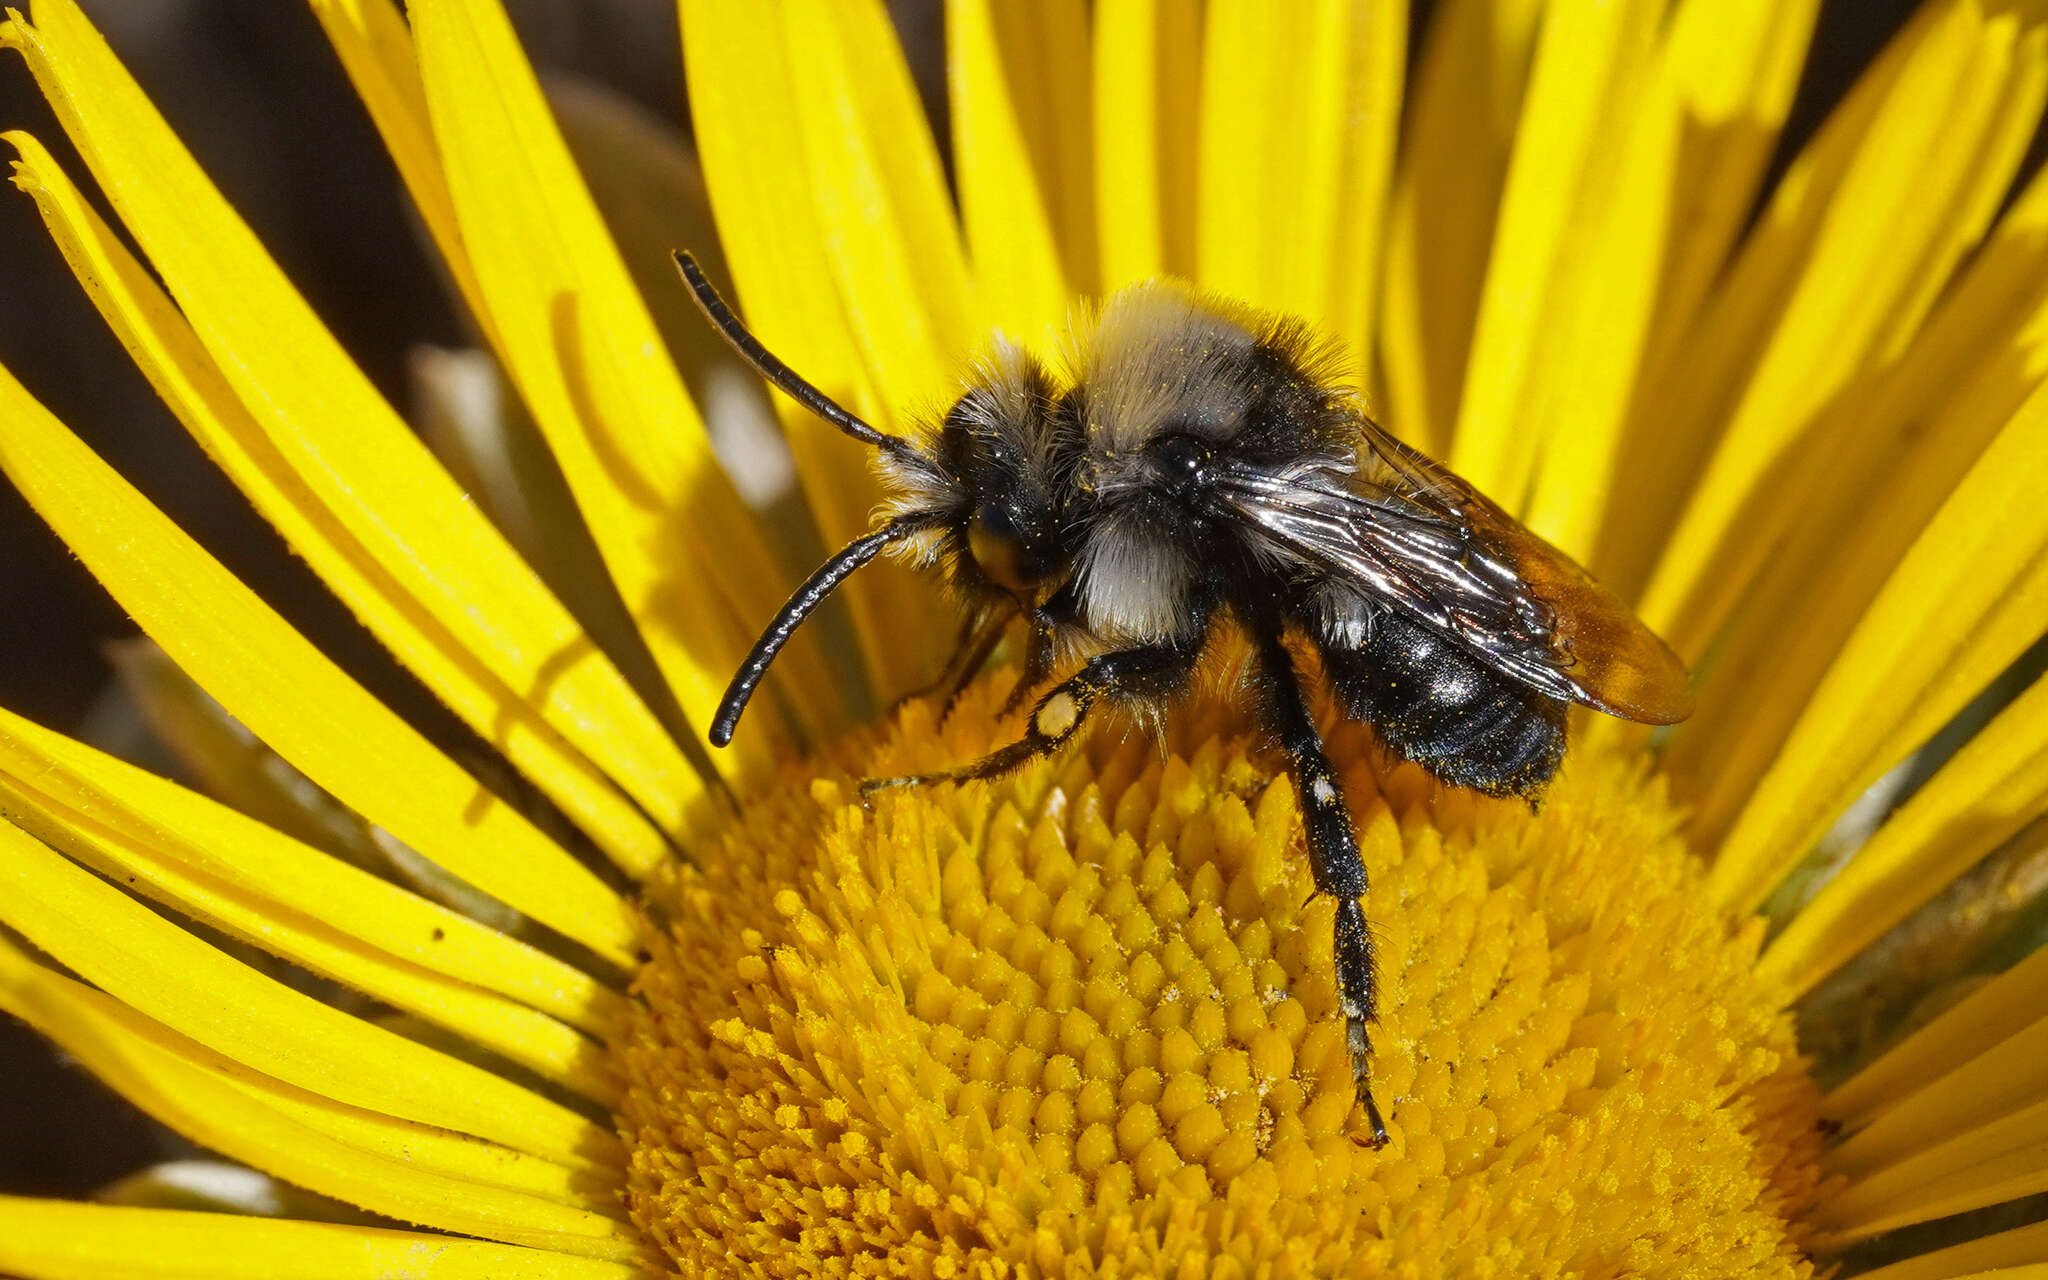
0,0 -> 1928,1202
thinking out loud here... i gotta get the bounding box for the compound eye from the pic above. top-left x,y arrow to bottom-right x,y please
968,503 -> 1042,595
1150,433 -> 1211,494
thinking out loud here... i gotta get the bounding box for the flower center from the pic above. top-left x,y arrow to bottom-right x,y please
617,676 -> 1826,1276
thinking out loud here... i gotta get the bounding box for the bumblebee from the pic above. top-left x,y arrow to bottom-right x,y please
677,253 -> 1693,1146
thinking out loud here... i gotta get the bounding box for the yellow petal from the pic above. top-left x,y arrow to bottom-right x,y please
1856,1221 -> 2048,1279
1756,670 -> 2048,998
1194,0 -> 1404,370
1523,0 -> 1821,558
1624,0 -> 1820,387
1092,0 -> 1201,291
985,0 -> 1096,298
1448,0 -> 1663,505
0,819 -> 615,1166
1582,2 -> 1915,605
1377,0 -> 1544,454
103,639 -> 383,869
1825,941 -> 2048,1131
1633,0 -> 2048,653
782,0 -> 978,410
408,0 -> 828,758
678,8 -> 919,704
679,0 -> 957,701
1813,1095 -> 2048,1245
1707,375 -> 2048,914
0,761 -> 616,1105
1646,156 -> 2048,825
0,939 -> 608,1201
0,1195 -> 642,1280
0,945 -> 639,1260
1823,1009 -> 2048,1181
3,128 -> 689,880
2,671 -> 621,1036
314,3 -> 820,735
948,0 -> 1078,342
304,0 -> 487,324
0,359 -> 639,967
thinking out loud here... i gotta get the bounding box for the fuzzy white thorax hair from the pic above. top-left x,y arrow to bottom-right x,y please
1076,505 -> 1195,645
1066,280 -> 1265,454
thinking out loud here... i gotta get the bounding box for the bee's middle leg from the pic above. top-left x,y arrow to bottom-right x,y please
1248,630 -> 1390,1148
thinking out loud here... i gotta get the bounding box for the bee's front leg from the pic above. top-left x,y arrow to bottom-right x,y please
997,607 -> 1058,717
892,605 -> 1013,726
861,639 -> 1201,796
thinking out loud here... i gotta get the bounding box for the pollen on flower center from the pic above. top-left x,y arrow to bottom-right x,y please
617,674 -> 1826,1278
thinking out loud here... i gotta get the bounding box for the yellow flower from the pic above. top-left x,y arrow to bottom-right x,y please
0,0 -> 2044,1276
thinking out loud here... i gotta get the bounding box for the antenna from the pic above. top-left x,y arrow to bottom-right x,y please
673,251 -> 915,461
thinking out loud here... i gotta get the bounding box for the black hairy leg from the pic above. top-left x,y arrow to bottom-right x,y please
1248,628 -> 1390,1148
862,641 -> 1200,797
895,605 -> 1013,725
1000,598 -> 1068,716
1323,610 -> 1568,801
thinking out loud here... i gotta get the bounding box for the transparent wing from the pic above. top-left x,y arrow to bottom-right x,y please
1214,418 -> 1694,725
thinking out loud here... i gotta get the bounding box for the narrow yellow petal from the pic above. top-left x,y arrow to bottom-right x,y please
0,940 -> 610,1202
315,5 -> 823,738
0,1196 -> 643,1280
0,360 -> 639,967
1627,0 -> 1820,384
0,770 -> 617,1106
1635,0 -> 2048,655
1756,671 -> 2048,998
4,129 -> 689,880
0,947 -> 639,1260
677,3 -> 924,702
1583,1 -> 1924,604
0,703 -> 620,1034
408,0 -> 825,758
1708,376 -> 2048,914
1642,156 -> 2048,815
4,0 -> 710,860
700,0 -> 978,704
103,639 -> 381,868
1377,0 -> 1544,452
1826,942 -> 2048,1131
1814,1096 -> 2048,1245
1824,1010 -> 2048,1181
984,0 -> 1096,296
949,0 -> 1075,343
304,0 -> 487,325
1857,1221 -> 2048,1279
1195,0 -> 1404,367
1449,0 -> 1662,505
1092,0 -> 1201,291
779,0 -> 979,410
1524,0 -> 1821,557
0,820 -> 615,1166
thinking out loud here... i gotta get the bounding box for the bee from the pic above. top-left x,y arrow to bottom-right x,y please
675,252 -> 1694,1147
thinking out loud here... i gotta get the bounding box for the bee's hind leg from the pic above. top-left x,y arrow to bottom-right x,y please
1248,628 -> 1390,1149
862,640 -> 1200,798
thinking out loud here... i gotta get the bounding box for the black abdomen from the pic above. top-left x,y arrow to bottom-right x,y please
1323,611 -> 1567,800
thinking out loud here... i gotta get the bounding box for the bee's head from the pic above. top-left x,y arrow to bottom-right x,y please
883,341 -> 1079,606
675,250 -> 1082,747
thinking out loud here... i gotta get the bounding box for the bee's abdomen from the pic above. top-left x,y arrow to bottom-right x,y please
1324,611 -> 1567,800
